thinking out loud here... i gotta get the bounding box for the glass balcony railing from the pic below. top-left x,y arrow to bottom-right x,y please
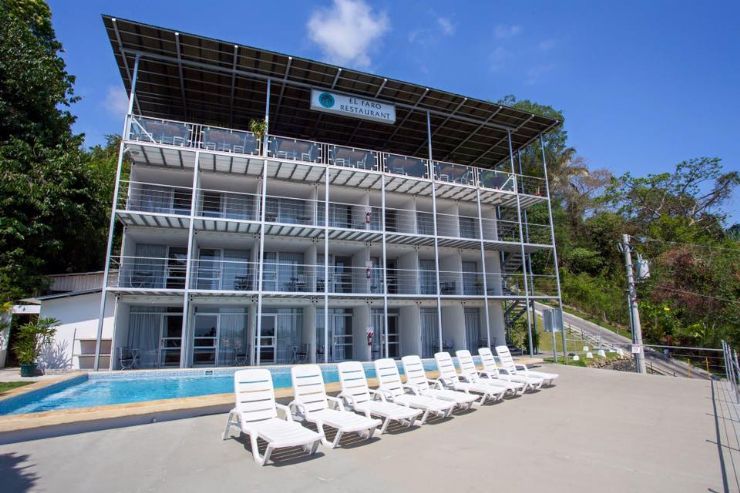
125,114 -> 551,199
384,153 -> 429,179
328,144 -> 379,171
433,161 -> 476,186
267,136 -> 322,163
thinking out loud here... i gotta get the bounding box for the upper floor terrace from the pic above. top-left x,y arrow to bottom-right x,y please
124,114 -> 549,209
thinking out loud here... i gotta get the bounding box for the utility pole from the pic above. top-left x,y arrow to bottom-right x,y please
621,234 -> 646,374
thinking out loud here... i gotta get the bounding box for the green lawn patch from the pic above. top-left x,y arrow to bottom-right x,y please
0,381 -> 32,395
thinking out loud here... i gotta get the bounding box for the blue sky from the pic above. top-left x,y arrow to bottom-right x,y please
48,0 -> 739,222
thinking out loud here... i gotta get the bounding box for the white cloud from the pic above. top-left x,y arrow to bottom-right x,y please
489,46 -> 510,72
526,63 -> 556,85
307,0 -> 389,68
494,24 -> 521,39
538,39 -> 556,52
437,17 -> 456,36
102,85 -> 129,117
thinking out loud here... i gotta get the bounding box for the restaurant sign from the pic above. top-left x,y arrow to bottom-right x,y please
310,89 -> 396,124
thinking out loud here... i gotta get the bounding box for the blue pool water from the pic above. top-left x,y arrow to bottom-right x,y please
0,359 -> 445,415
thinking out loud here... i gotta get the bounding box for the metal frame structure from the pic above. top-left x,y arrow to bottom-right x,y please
93,17 -> 563,370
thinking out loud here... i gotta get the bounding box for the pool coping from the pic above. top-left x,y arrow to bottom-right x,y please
0,372 -> 87,403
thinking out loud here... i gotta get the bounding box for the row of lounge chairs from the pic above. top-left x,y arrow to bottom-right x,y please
222,345 -> 558,466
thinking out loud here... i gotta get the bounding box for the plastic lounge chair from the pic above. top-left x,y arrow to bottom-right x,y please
495,345 -> 559,386
374,358 -> 455,422
337,361 -> 422,433
289,364 -> 381,448
455,350 -> 525,396
222,369 -> 322,466
434,352 -> 505,404
478,347 -> 543,391
401,355 -> 478,410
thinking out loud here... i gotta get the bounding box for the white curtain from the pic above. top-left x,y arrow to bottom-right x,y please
127,307 -> 163,368
465,308 -> 481,352
218,311 -> 248,365
420,308 -> 439,358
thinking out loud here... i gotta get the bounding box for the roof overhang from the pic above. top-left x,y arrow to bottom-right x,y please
103,15 -> 559,169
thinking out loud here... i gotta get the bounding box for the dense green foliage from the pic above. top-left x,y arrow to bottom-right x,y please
502,96 -> 739,349
0,0 -> 113,300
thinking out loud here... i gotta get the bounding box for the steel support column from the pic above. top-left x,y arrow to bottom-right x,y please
255,79 -> 271,365
539,134 -> 567,360
94,54 -> 140,371
180,150 -> 200,367
475,186 -> 492,348
508,131 -> 534,356
427,111 -> 444,352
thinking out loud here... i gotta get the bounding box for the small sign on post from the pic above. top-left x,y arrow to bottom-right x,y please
543,308 -> 563,333
631,344 -> 642,354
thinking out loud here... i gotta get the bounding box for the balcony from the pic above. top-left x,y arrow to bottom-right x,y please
109,256 -> 187,290
190,259 -> 256,291
118,181 -> 192,216
124,114 -> 550,201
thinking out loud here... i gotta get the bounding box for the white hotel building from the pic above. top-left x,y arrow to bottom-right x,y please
80,17 -> 563,370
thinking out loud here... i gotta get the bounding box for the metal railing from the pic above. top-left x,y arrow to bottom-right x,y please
197,188 -> 259,221
108,256 -> 187,289
190,258 -> 256,291
118,181 -> 193,216
722,340 -> 740,403
433,160 -> 476,186
126,114 -> 551,200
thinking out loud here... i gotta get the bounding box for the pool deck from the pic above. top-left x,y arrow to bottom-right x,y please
1,364 -> 736,493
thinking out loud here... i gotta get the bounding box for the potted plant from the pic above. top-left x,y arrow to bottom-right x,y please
14,317 -> 58,377
249,118 -> 268,146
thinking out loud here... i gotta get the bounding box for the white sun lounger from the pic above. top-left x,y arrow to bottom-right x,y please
434,352 -> 506,404
455,350 -> 525,396
374,358 -> 455,422
478,347 -> 543,390
337,361 -> 422,433
495,345 -> 559,386
223,369 -> 322,466
401,355 -> 478,410
289,364 -> 382,448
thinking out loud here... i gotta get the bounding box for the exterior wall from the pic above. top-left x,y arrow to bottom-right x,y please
38,292 -> 115,370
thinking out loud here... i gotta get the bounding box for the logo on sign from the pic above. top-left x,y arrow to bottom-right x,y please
318,92 -> 335,108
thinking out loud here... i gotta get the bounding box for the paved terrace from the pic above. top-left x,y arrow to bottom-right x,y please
1,364 -> 737,493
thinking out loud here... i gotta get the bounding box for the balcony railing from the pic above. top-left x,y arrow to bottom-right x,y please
433,161 -> 476,186
109,256 -> 187,289
118,181 -> 193,216
126,114 -> 550,198
190,259 -> 256,291
197,188 -> 259,221
516,174 -> 546,197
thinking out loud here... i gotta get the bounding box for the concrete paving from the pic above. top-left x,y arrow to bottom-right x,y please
0,365 -> 732,493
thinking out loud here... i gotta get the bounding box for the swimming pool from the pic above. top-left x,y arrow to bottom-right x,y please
0,359 -> 445,415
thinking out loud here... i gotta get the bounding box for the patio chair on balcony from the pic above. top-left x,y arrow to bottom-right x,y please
223,369 -> 322,466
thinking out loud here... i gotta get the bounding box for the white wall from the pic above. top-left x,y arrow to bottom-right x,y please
38,291 -> 115,370
441,304 -> 465,351
399,305 -> 421,356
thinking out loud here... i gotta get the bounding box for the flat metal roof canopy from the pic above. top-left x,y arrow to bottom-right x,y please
103,15 -> 559,169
